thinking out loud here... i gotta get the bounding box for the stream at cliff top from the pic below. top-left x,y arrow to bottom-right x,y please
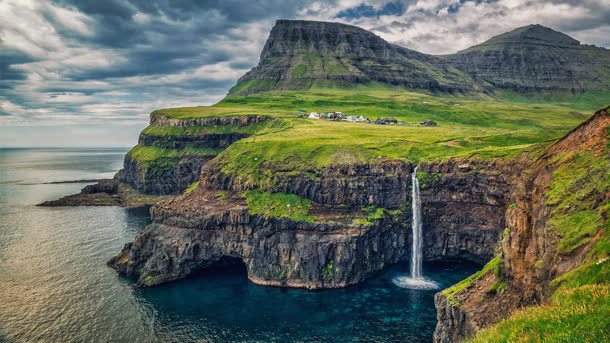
0,148 -> 479,343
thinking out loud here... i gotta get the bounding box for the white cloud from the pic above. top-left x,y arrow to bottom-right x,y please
0,0 -> 608,140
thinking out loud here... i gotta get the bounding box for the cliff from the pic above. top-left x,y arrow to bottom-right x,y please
117,114 -> 271,195
108,153 -> 512,288
434,106 -> 610,342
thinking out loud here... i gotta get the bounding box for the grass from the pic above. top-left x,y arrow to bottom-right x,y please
184,180 -> 200,195
126,145 -> 222,166
545,151 -> 609,254
141,121 -> 271,136
467,284 -> 610,343
243,189 -> 314,222
353,205 -> 404,225
442,256 -> 503,306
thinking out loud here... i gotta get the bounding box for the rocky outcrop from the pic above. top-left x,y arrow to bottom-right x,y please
109,188 -> 408,288
433,107 -> 610,342
38,179 -> 172,207
202,160 -> 412,208
119,153 -> 213,195
149,114 -> 269,127
109,152 -> 513,288
419,160 -> 511,263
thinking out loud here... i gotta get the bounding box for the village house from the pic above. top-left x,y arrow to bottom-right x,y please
308,112 -> 320,119
375,117 -> 398,125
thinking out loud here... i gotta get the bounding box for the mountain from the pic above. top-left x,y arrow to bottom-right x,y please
441,24 -> 610,92
229,20 -> 481,95
230,21 -> 610,96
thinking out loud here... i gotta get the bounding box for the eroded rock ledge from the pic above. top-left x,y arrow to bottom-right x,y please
109,188 -> 408,288
109,157 -> 511,289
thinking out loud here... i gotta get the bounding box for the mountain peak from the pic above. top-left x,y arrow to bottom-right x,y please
468,24 -> 580,49
230,19 -> 480,96
259,19 -> 387,60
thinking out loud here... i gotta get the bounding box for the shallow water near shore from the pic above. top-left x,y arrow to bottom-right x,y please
0,148 -> 478,342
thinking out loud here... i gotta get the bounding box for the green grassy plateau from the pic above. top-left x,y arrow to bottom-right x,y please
146,86 -> 606,191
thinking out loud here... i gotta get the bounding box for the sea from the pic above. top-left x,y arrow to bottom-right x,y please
0,148 -> 478,342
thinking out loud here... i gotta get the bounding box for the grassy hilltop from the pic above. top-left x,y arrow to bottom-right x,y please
139,85 -> 606,190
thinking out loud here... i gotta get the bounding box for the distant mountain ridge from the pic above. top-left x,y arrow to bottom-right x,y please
229,20 -> 610,96
442,24 -> 610,92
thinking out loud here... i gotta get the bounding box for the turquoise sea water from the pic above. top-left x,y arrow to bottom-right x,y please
0,148 -> 478,342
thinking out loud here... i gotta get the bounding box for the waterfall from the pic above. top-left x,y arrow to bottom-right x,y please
392,166 -> 438,290
411,166 -> 423,278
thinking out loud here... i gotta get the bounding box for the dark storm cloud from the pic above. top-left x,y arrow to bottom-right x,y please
0,0 -> 608,129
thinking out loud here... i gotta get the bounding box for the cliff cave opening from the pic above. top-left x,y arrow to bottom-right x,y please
199,256 -> 248,279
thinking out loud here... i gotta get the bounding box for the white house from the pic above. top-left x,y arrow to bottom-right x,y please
346,116 -> 358,122
308,112 -> 320,119
357,115 -> 367,122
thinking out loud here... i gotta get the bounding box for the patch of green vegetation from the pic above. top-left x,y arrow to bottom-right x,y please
141,121 -> 271,136
353,205 -> 403,226
141,273 -> 159,284
127,145 -> 222,165
292,63 -> 309,77
467,284 -> 610,343
184,180 -> 200,195
243,189 -> 314,222
416,171 -> 442,189
488,280 -> 507,295
323,260 -> 337,280
442,256 -> 503,306
546,151 -> 609,254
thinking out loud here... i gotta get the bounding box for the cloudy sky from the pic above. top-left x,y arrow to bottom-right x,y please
1,0 -> 608,147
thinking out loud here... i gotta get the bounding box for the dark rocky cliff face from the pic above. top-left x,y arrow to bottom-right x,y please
420,160 -> 511,263
442,24 -> 610,92
202,160 -> 412,208
433,107 -> 610,342
109,193 -> 409,289
119,154 -> 212,195
118,115 -> 270,195
109,155 -> 510,288
230,20 -> 480,95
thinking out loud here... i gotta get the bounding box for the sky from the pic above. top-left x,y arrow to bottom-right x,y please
1,0 -> 609,147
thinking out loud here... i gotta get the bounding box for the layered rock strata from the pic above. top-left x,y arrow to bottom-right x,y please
118,114 -> 270,195
433,107 -> 610,342
109,157 -> 511,288
109,188 -> 409,288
